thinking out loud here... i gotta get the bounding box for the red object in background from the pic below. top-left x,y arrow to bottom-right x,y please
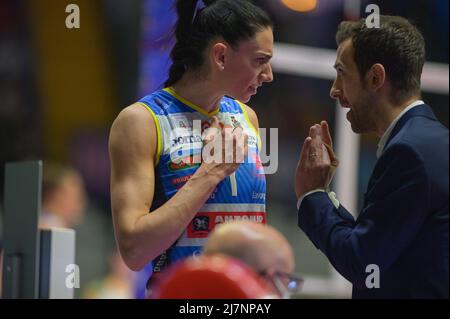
149,255 -> 276,299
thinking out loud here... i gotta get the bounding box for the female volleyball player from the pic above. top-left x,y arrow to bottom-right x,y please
109,0 -> 274,295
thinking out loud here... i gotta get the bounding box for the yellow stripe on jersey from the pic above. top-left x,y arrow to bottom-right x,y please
164,87 -> 220,117
237,101 -> 262,150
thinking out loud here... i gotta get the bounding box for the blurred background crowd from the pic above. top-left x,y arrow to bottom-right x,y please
0,0 -> 448,298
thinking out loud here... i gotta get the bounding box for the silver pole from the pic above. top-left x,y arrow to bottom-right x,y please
329,0 -> 362,297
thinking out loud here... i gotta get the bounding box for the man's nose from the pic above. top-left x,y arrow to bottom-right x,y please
329,78 -> 341,100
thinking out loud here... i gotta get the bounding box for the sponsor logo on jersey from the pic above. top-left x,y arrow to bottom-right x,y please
171,135 -> 202,147
230,115 -> 241,128
187,214 -> 211,238
168,155 -> 201,172
252,192 -> 266,200
193,216 -> 209,231
171,174 -> 194,188
187,212 -> 266,238
248,135 -> 258,147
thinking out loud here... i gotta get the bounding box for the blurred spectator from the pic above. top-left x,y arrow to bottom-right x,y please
83,250 -> 135,299
203,221 -> 303,298
40,162 -> 87,229
38,163 -> 115,299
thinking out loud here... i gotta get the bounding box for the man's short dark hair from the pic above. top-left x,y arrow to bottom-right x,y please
336,15 -> 425,103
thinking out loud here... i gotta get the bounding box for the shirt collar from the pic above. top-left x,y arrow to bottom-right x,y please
376,100 -> 424,158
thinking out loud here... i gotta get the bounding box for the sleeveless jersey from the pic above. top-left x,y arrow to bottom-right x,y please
138,87 -> 266,273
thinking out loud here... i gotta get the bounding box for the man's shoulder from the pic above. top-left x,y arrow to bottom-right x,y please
390,115 -> 448,159
385,104 -> 447,157
376,112 -> 448,188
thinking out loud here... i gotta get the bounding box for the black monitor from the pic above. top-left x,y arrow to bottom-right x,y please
2,161 -> 42,298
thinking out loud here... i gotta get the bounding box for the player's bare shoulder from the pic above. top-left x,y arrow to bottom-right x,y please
109,103 -> 157,160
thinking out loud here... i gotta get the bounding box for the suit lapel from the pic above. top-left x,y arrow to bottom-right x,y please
362,104 -> 437,212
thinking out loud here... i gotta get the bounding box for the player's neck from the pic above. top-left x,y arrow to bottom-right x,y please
171,74 -> 223,113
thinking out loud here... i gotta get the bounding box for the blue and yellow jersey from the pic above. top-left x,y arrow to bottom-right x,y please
138,87 -> 266,271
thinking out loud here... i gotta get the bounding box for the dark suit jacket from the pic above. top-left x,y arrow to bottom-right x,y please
298,104 -> 449,298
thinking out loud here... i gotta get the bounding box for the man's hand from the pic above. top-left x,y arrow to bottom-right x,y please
320,121 -> 339,187
294,121 -> 339,199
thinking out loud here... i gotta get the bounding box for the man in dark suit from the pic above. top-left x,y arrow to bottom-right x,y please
294,15 -> 449,298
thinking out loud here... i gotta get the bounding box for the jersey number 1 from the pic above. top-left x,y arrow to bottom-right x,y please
229,173 -> 238,196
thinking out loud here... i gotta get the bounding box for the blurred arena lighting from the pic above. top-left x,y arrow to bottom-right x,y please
272,43 -> 449,94
281,0 -> 317,12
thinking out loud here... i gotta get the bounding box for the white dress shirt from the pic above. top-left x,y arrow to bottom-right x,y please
376,100 -> 424,158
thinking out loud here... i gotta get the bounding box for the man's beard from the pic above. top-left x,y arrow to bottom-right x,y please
348,97 -> 376,134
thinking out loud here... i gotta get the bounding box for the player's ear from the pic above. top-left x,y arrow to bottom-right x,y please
211,41 -> 228,71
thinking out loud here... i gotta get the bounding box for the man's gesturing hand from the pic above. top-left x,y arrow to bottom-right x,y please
294,121 -> 339,199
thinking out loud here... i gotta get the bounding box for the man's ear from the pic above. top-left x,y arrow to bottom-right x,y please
365,63 -> 386,92
211,42 -> 228,71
